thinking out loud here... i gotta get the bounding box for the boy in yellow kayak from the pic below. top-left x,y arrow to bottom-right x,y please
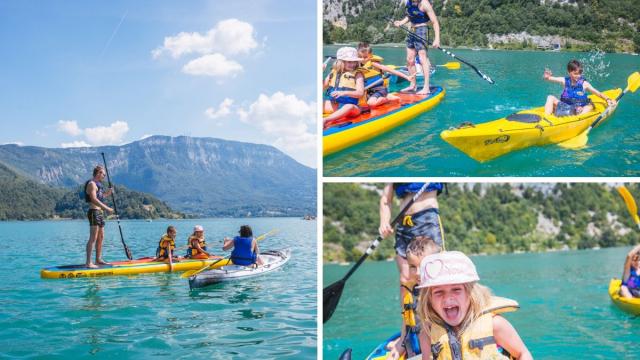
323,47 -> 365,126
356,42 -> 414,108
151,225 -> 180,271
416,251 -> 532,360
543,59 -> 616,116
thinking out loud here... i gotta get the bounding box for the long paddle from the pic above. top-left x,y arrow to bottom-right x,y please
617,185 -> 640,229
391,21 -> 495,84
180,229 -> 278,278
323,183 -> 431,323
101,152 -> 132,260
559,72 -> 640,149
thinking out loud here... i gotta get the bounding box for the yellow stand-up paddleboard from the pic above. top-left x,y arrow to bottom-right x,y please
323,86 -> 445,156
608,278 -> 640,315
440,89 -> 622,162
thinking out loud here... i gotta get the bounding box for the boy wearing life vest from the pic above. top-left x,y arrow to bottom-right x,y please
620,244 -> 640,298
356,42 -> 414,108
152,225 -> 180,271
223,225 -> 263,267
379,183 -> 445,359
386,235 -> 442,359
416,251 -> 532,360
393,0 -> 441,95
186,225 -> 211,259
323,47 -> 365,126
543,59 -> 616,116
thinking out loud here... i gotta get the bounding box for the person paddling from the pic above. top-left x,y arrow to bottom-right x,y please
84,165 -> 113,269
620,244 -> 640,298
223,225 -> 263,267
393,0 -> 441,95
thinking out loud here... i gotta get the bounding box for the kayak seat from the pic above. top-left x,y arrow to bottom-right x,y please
506,113 -> 541,123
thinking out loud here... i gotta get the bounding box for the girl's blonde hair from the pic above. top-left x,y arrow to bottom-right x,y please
418,281 -> 493,336
332,59 -> 345,73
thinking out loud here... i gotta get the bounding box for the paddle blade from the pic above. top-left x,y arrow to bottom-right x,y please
557,130 -> 589,149
338,348 -> 353,360
627,72 -> 640,93
180,270 -> 197,278
323,279 -> 346,323
617,186 -> 640,226
440,61 -> 460,70
125,246 -> 133,260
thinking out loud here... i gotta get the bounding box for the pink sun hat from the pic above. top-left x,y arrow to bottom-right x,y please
416,251 -> 480,289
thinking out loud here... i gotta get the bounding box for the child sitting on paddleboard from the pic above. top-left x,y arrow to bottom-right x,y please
357,42 -> 414,108
386,235 -> 442,359
186,225 -> 211,259
416,251 -> 532,360
223,225 -> 263,267
323,47 -> 365,126
151,225 -> 180,271
543,59 -> 616,116
620,244 -> 640,298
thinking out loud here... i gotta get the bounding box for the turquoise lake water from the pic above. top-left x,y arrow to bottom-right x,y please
324,246 -> 640,359
0,218 -> 316,359
323,46 -> 640,177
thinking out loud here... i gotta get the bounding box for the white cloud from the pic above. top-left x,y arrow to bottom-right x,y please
3,141 -> 24,146
237,92 -> 316,153
182,54 -> 242,77
57,120 -> 83,136
61,141 -> 91,148
152,18 -> 258,59
140,134 -> 153,140
83,121 -> 129,145
205,98 -> 234,119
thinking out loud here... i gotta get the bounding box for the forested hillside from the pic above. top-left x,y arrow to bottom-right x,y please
0,162 -> 184,220
323,183 -> 640,262
323,0 -> 640,52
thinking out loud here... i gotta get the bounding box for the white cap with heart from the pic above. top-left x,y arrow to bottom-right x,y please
336,47 -> 363,62
416,251 -> 479,289
193,225 -> 204,232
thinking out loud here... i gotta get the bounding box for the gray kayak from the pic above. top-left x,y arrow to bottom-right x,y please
188,249 -> 291,289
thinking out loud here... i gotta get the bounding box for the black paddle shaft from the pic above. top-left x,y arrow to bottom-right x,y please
391,21 -> 495,85
323,183 -> 431,323
101,152 -> 132,260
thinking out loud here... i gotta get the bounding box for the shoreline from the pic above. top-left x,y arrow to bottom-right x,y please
325,42 -> 639,55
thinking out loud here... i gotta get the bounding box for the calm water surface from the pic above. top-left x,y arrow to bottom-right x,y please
324,247 -> 640,359
0,218 -> 316,359
323,46 -> 640,177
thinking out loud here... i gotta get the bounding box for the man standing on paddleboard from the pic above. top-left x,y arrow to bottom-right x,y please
394,0 -> 441,95
84,165 -> 113,268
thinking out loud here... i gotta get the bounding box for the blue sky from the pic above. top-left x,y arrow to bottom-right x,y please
0,0 -> 317,167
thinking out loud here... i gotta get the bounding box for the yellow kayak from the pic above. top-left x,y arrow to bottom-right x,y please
440,88 -> 622,162
41,256 -> 231,279
323,86 -> 445,156
608,278 -> 640,315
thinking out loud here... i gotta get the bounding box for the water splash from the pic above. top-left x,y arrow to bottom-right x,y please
579,49 -> 611,81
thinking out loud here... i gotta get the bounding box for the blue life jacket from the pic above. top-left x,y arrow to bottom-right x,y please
230,236 -> 257,266
560,76 -> 589,106
406,0 -> 429,25
625,267 -> 640,290
394,183 -> 443,198
82,180 -> 105,203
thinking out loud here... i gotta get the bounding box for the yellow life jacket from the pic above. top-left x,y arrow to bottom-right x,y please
361,55 -> 389,90
156,234 -> 175,258
401,283 -> 421,357
326,68 -> 367,106
430,296 -> 519,360
188,235 -> 207,256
